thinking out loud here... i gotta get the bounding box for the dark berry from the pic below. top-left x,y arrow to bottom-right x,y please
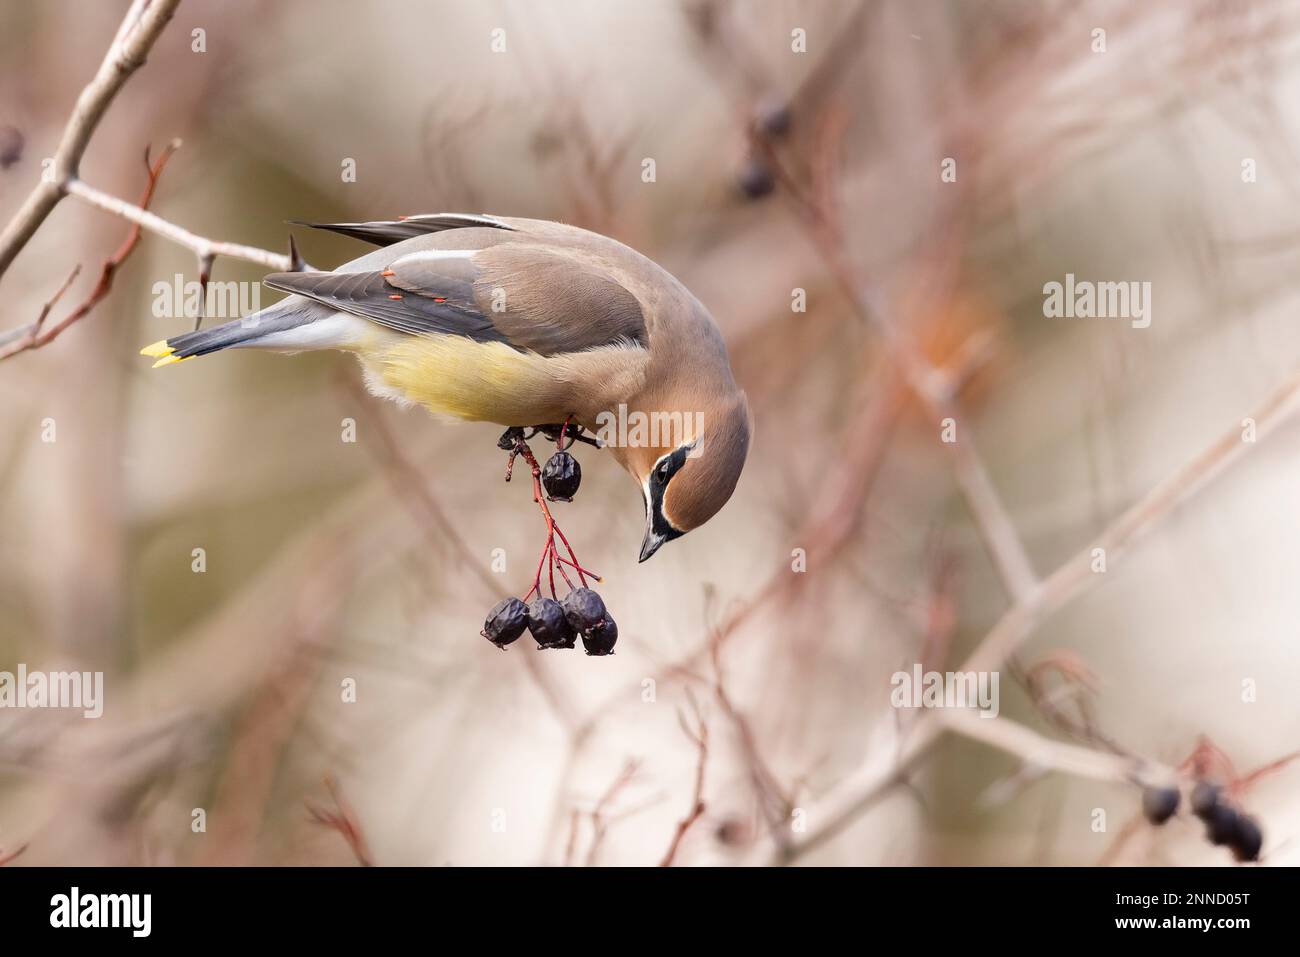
541,451 -> 581,501
1230,814 -> 1263,862
1190,781 -> 1221,819
581,614 -> 618,656
527,597 -> 576,649
562,587 -> 607,632
1141,786 -> 1180,826
482,597 -> 528,648
0,124 -> 23,170
737,159 -> 775,199
1205,804 -> 1240,846
754,98 -> 792,139
715,817 -> 752,847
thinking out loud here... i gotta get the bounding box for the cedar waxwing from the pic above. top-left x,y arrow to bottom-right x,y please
141,214 -> 751,561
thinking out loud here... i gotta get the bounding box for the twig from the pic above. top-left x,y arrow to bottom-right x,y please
585,759 -> 641,867
660,690 -> 709,866
936,709 -> 1170,786
709,623 -> 792,836
563,809 -> 582,867
0,0 -> 297,357
64,175 -> 292,271
0,266 -> 80,357
305,775 -> 373,867
0,843 -> 28,866
505,432 -> 601,601
0,142 -> 179,360
0,0 -> 180,281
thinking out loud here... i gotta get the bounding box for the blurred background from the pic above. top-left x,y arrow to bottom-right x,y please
1,0 -> 1299,866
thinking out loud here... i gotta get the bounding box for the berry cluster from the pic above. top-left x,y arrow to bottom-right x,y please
480,421 -> 618,657
483,587 -> 617,655
1140,781 -> 1263,863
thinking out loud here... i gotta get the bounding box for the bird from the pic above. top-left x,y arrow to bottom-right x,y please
141,213 -> 751,562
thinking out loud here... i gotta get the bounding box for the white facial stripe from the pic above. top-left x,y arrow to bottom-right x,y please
642,474 -> 653,523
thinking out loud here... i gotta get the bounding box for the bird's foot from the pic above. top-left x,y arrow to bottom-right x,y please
497,420 -> 601,456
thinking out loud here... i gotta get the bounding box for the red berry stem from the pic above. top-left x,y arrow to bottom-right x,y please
508,432 -> 602,602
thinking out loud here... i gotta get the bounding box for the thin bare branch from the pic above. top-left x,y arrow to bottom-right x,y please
0,142 -> 179,360
306,775 -> 374,867
0,0 -> 180,280
660,693 -> 709,866
0,843 -> 28,866
64,175 -> 292,272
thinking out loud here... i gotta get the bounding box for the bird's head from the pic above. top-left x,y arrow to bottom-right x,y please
632,391 -> 751,562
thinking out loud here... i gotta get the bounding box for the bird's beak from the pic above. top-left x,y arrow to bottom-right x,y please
639,527 -> 666,563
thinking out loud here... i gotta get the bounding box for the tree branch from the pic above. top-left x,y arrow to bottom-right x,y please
0,0 -> 180,281
64,175 -> 292,271
0,142 -> 179,360
0,0 -> 296,358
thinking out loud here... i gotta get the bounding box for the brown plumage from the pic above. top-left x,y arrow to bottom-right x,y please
142,214 -> 752,560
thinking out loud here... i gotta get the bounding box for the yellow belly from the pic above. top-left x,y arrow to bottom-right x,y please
362,334 -> 571,425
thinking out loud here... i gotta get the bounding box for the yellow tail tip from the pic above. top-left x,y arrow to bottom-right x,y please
152,354 -> 193,369
140,340 -> 174,359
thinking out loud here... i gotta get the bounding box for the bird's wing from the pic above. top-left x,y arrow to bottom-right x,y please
263,242 -> 647,356
287,213 -> 515,247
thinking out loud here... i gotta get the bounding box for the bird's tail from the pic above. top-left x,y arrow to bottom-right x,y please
140,300 -> 328,368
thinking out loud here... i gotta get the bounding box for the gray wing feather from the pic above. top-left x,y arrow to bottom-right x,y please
287,213 -> 514,247
263,265 -> 511,344
264,242 -> 647,356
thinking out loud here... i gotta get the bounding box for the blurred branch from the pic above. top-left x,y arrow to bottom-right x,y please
749,118 -> 1041,604
961,364 -> 1300,677
708,620 -> 793,840
0,843 -> 28,866
584,759 -> 642,867
660,690 -> 709,867
201,543 -> 347,866
777,318 -> 1300,865
687,2 -> 1300,866
306,775 -> 373,867
1020,651 -> 1125,755
935,709 -> 1167,786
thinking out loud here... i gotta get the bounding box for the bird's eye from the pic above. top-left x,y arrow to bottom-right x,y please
655,460 -> 671,484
